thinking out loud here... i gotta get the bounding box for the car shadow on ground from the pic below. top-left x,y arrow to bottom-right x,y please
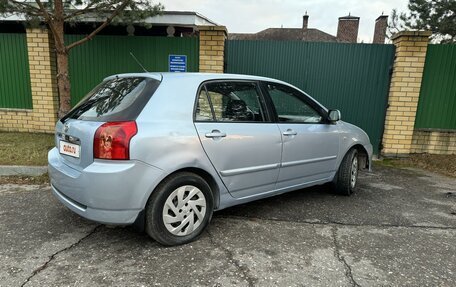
112,166 -> 456,243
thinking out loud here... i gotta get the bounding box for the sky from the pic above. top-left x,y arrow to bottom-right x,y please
159,0 -> 410,43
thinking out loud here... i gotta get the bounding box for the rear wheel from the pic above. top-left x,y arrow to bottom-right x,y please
334,149 -> 358,196
145,172 -> 214,246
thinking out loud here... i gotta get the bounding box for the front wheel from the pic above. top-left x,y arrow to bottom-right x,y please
145,172 -> 214,246
334,149 -> 358,196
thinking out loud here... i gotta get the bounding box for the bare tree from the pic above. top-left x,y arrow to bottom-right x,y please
0,0 -> 163,117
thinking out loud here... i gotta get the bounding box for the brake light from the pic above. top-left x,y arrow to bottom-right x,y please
94,121 -> 137,160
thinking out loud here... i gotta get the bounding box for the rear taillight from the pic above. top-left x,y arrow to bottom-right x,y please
94,121 -> 137,160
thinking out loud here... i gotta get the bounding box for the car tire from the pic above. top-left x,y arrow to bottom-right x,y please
145,172 -> 214,246
334,148 -> 359,196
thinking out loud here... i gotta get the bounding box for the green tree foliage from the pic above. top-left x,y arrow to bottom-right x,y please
389,0 -> 456,43
0,0 -> 164,117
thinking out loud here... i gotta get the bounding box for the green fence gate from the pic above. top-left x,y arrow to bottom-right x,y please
415,44 -> 456,130
0,33 -> 32,109
66,35 -> 199,106
225,40 -> 395,154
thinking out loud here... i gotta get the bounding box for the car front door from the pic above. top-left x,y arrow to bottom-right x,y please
194,80 -> 282,198
262,82 -> 340,190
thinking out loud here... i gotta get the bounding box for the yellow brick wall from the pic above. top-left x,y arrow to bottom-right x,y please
198,26 -> 227,73
381,31 -> 432,157
0,28 -> 58,133
411,130 -> 456,154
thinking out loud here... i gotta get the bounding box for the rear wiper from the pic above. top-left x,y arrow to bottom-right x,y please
60,95 -> 110,123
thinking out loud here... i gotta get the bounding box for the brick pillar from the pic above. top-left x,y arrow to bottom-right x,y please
26,28 -> 58,133
381,31 -> 432,157
198,26 -> 227,73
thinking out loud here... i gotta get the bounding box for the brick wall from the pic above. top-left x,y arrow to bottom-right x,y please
411,130 -> 456,154
381,31 -> 432,157
1,26 -> 229,134
198,26 -> 227,73
0,28 -> 58,133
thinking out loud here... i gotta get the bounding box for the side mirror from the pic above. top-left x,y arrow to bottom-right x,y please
328,109 -> 341,123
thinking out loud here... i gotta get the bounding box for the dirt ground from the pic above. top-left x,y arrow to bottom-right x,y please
380,154 -> 456,178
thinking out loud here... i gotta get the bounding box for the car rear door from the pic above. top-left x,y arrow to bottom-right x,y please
194,80 -> 282,199
262,82 -> 340,189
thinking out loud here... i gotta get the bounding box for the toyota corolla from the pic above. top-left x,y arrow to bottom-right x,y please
48,73 -> 372,246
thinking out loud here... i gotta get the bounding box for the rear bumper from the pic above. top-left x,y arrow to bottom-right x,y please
48,148 -> 164,225
51,184 -> 141,224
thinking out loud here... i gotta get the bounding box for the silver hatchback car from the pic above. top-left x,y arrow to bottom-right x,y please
48,73 -> 372,245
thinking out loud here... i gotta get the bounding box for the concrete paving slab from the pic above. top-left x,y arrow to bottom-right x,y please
0,166 -> 47,176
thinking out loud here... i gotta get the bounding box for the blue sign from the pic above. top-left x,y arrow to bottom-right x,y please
169,55 -> 187,72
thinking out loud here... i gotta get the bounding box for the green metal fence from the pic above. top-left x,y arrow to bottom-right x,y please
66,35 -> 199,106
415,44 -> 456,130
225,40 -> 395,154
0,33 -> 32,109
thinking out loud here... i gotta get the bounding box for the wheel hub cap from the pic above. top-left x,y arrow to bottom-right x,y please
162,185 -> 207,236
351,156 -> 358,188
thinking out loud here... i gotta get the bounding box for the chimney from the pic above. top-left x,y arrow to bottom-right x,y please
302,12 -> 309,29
373,15 -> 388,44
337,14 -> 360,43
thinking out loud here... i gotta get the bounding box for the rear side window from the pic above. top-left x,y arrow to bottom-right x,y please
62,77 -> 160,122
195,81 -> 266,122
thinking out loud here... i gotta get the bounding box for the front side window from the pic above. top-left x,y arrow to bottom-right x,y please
195,81 -> 266,122
267,83 -> 323,123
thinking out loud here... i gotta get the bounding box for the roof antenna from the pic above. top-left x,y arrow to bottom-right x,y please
129,52 -> 148,73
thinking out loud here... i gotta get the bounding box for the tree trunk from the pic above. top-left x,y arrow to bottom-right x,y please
56,50 -> 71,119
51,0 -> 72,119
40,0 -> 134,118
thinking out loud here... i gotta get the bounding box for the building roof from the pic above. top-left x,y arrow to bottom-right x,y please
229,28 -> 339,42
0,11 -> 218,27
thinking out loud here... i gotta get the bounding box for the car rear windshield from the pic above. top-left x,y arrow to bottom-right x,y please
61,77 -> 160,122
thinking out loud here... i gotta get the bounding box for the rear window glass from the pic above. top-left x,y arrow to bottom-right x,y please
62,77 -> 160,122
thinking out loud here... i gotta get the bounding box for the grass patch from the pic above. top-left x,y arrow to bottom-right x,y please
0,173 -> 49,185
376,154 -> 456,178
374,158 -> 410,168
0,131 -> 54,166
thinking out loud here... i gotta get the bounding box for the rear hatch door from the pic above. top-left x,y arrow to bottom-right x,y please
56,75 -> 161,171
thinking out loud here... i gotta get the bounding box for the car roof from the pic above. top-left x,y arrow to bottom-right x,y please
104,72 -> 328,112
104,72 -> 290,86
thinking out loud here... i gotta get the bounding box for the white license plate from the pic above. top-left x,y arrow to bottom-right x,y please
59,140 -> 80,158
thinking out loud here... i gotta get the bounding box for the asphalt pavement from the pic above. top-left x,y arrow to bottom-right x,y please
0,164 -> 455,287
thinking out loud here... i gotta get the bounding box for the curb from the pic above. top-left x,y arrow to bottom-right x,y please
0,166 -> 47,176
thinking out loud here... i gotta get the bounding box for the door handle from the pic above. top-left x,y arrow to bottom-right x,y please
205,130 -> 227,138
282,129 -> 297,136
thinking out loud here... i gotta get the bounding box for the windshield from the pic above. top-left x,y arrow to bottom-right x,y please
62,77 -> 160,122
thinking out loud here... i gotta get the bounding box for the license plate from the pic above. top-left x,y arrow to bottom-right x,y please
59,140 -> 80,158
